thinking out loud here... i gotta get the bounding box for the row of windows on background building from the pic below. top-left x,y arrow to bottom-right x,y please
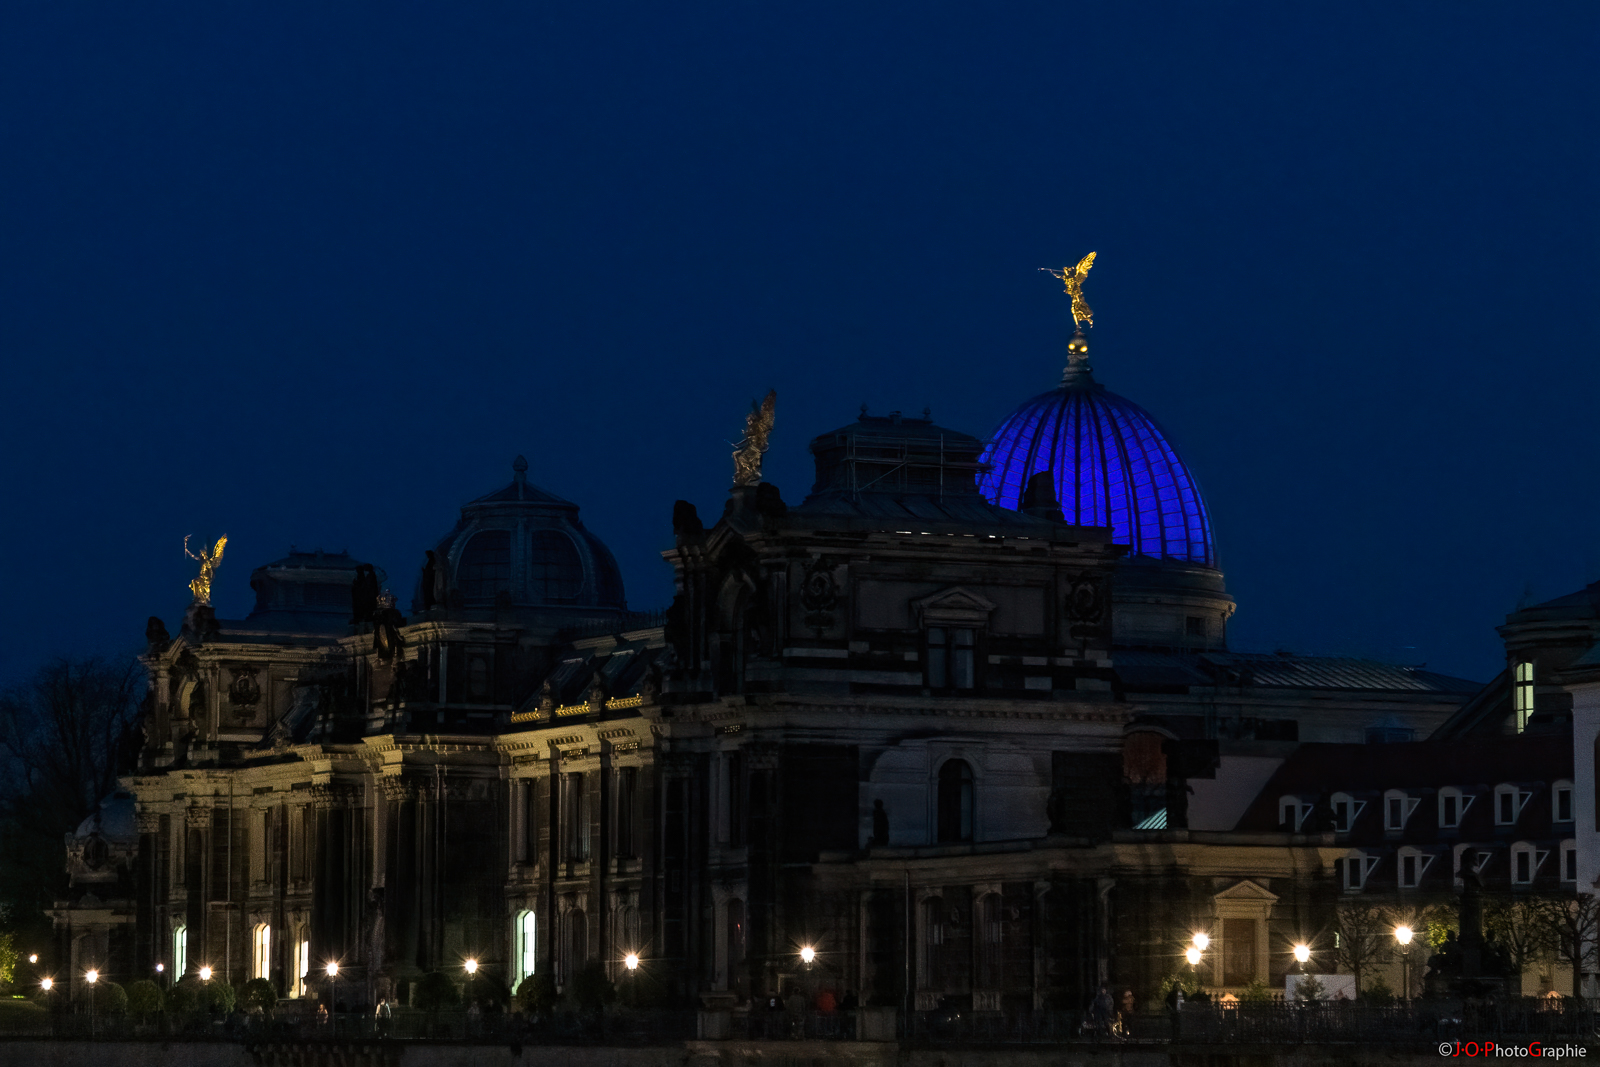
167,923 -> 310,996
1338,840 -> 1578,890
1279,781 -> 1574,832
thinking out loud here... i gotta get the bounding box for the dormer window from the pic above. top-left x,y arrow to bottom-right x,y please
1510,841 -> 1548,886
1343,851 -> 1378,891
1514,661 -> 1534,732
1397,847 -> 1434,889
1439,787 -> 1473,829
1331,792 -> 1366,833
1562,840 -> 1577,882
1279,796 -> 1311,832
1494,784 -> 1533,826
1554,780 -> 1574,823
1384,790 -> 1419,832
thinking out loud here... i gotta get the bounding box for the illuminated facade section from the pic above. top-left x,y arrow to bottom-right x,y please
978,384 -> 1216,567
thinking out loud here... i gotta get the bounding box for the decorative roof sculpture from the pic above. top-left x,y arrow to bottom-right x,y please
732,390 -> 777,487
183,534 -> 227,605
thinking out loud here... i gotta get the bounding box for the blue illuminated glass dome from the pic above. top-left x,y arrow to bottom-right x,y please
979,346 -> 1217,567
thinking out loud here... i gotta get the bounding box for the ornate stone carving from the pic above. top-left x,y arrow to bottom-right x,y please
800,556 -> 838,635
227,666 -> 262,710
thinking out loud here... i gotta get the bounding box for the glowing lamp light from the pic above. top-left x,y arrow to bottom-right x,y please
326,962 -> 339,977
85,970 -> 98,985
155,963 -> 165,973
799,946 -> 817,964
1293,944 -> 1311,964
1191,933 -> 1210,951
28,954 -> 37,964
464,959 -> 478,975
40,978 -> 53,992
1184,947 -> 1202,967
1395,925 -> 1414,946
624,954 -> 640,971
199,966 -> 212,981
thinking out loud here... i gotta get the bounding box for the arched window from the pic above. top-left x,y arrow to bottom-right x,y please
251,923 -> 271,981
458,531 -> 512,601
976,893 -> 1003,988
515,910 -> 537,985
290,931 -> 307,997
529,530 -> 582,602
937,759 -> 974,843
173,925 -> 187,979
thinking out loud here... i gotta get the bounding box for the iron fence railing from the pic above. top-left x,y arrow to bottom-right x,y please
7,1000 -> 1600,1047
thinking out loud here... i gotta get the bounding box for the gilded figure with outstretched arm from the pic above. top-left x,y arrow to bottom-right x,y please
184,534 -> 227,604
1040,251 -> 1097,330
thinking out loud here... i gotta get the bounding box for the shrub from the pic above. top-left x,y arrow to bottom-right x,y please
166,979 -> 200,1014
1239,978 -> 1273,1003
570,960 -> 615,1013
1359,976 -> 1395,1006
414,971 -> 461,1012
1293,974 -> 1325,1003
75,980 -> 128,1015
239,977 -> 278,1013
514,974 -> 558,1016
197,978 -> 236,1015
125,980 -> 164,1017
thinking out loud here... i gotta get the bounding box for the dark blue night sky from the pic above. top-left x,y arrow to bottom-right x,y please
2,4 -> 1595,683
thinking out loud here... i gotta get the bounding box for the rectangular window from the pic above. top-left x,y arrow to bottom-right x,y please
952,629 -> 975,689
1401,854 -> 1417,887
926,627 -> 976,689
1514,661 -> 1534,732
1557,788 -> 1573,822
1387,798 -> 1403,830
1565,846 -> 1578,882
1221,918 -> 1256,986
1443,795 -> 1459,827
1515,850 -> 1532,884
1500,792 -> 1515,824
1334,802 -> 1349,832
562,773 -> 589,862
520,779 -> 538,863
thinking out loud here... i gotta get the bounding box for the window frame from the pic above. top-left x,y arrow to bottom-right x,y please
1554,780 -> 1575,824
1330,792 -> 1367,833
1438,787 -> 1473,829
1561,840 -> 1578,883
1494,784 -> 1533,827
1342,851 -> 1379,891
1384,790 -> 1420,832
1510,841 -> 1548,886
1396,847 -> 1435,889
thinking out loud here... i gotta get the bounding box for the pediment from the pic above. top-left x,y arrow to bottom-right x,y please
1213,879 -> 1279,904
915,586 -> 997,622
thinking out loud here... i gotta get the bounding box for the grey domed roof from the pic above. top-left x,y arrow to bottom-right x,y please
74,791 -> 137,845
422,456 -> 626,612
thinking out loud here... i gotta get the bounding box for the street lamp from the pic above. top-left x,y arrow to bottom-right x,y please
624,953 -> 640,971
1191,933 -> 1210,952
1394,926 -> 1414,1002
86,969 -> 98,1039
40,978 -> 53,992
1293,944 -> 1311,966
326,961 -> 339,1029
1184,947 -> 1202,967
464,958 -> 478,975
28,954 -> 37,964
199,965 -> 212,981
799,946 -> 816,965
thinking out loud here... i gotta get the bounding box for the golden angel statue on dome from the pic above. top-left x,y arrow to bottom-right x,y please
732,390 -> 777,487
184,534 -> 227,605
1041,251 -> 1097,330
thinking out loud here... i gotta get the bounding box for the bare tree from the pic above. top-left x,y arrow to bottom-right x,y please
1532,893 -> 1600,1000
0,657 -> 143,922
1484,896 -> 1555,996
1333,899 -> 1393,995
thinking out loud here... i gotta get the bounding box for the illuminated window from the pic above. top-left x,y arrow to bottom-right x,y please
252,924 -> 271,981
296,936 -> 309,996
516,910 -> 537,985
1514,661 -> 1534,732
173,925 -> 187,978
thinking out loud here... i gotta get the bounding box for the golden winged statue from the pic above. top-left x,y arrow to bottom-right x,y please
732,390 -> 777,487
184,534 -> 227,605
1041,251 -> 1097,330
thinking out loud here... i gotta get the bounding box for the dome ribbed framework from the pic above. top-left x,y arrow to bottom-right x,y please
979,384 -> 1216,566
